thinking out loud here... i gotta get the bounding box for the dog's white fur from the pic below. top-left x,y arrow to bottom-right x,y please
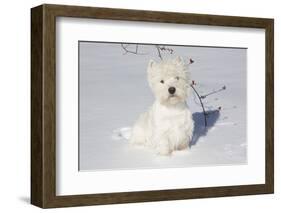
129,56 -> 194,155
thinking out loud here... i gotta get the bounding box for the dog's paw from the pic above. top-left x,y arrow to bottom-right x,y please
177,142 -> 188,151
156,146 -> 172,156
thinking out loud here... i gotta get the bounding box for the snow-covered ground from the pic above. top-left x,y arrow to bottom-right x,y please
79,42 -> 247,171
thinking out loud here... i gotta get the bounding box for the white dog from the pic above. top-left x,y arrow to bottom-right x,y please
129,56 -> 194,155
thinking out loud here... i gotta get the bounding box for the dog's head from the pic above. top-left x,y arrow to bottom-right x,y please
147,56 -> 191,106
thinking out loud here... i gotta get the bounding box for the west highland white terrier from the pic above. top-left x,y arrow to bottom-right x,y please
129,56 -> 194,155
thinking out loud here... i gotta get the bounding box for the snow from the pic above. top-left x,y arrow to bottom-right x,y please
79,42 -> 247,171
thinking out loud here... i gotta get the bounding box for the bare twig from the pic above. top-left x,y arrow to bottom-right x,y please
159,46 -> 173,54
190,84 -> 207,127
121,43 -> 147,55
200,85 -> 226,99
155,45 -> 175,60
155,45 -> 163,60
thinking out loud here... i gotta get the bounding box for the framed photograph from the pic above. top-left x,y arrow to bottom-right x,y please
31,4 -> 274,208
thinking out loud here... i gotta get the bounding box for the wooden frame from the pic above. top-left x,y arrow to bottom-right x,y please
31,4 -> 274,208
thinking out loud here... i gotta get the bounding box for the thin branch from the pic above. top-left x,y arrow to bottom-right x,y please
200,85 -> 226,99
121,44 -> 147,55
155,45 -> 163,60
159,46 -> 173,54
190,84 -> 207,127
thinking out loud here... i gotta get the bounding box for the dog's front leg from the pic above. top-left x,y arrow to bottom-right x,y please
154,134 -> 172,156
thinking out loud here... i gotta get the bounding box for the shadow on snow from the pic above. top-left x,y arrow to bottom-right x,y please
190,110 -> 220,147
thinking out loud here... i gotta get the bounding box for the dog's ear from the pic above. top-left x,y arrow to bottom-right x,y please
174,56 -> 184,65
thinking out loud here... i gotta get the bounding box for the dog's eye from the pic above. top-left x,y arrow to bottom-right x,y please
176,76 -> 180,80
160,80 -> 164,84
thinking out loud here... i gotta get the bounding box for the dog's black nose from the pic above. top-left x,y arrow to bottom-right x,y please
168,87 -> 176,94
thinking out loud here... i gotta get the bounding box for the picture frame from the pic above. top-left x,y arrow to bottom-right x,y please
31,4 -> 274,208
